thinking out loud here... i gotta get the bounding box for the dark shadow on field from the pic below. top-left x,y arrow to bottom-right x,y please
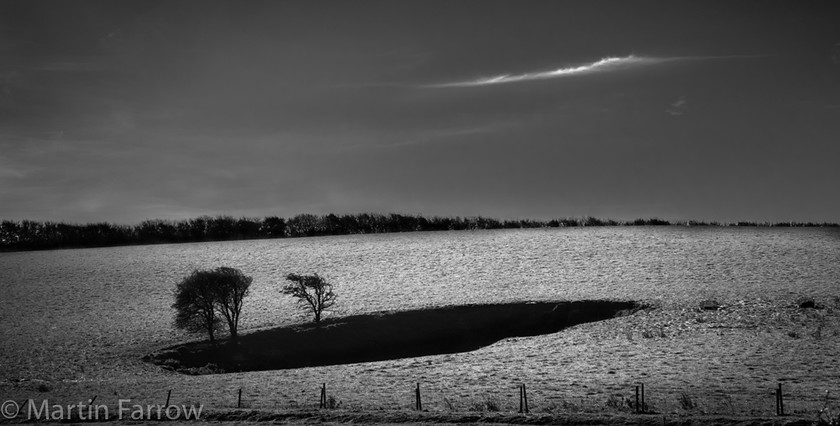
145,300 -> 642,374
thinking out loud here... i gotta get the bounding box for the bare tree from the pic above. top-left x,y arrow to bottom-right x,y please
282,273 -> 336,324
173,267 -> 252,342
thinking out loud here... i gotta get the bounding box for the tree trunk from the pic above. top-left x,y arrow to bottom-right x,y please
230,312 -> 239,339
229,321 -> 238,339
207,326 -> 215,345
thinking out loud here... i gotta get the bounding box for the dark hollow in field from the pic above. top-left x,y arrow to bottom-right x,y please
145,300 -> 642,374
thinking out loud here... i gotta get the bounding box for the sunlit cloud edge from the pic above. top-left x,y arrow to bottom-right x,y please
427,55 -> 661,88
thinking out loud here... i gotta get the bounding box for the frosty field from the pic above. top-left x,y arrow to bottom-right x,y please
1,227 -> 839,418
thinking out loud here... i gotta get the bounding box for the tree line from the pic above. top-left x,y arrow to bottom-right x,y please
1,213 -> 837,252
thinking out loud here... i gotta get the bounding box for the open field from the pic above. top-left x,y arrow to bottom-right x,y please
1,298 -> 839,422
0,406 -> 822,425
1,227 -> 839,422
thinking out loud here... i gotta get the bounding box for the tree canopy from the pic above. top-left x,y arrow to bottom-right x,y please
172,267 -> 252,342
282,273 -> 336,324
173,269 -> 221,343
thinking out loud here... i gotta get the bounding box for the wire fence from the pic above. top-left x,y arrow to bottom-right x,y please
7,380 -> 840,423
170,381 -> 840,418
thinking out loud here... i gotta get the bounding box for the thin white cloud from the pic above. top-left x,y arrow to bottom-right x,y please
426,54 -> 770,88
667,96 -> 687,116
428,55 -> 658,88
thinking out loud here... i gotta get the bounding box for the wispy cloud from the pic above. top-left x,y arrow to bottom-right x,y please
426,54 -> 769,88
667,96 -> 687,116
387,123 -> 509,148
427,55 -> 658,88
0,166 -> 27,180
334,121 -> 515,152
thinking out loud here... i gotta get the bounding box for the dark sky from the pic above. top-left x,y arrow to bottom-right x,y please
2,0 -> 839,224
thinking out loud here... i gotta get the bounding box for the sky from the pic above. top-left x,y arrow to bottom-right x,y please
1,0 -> 839,224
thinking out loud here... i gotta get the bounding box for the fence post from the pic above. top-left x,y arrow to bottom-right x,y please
519,384 -> 523,413
641,383 -> 645,413
778,383 -> 784,416
320,383 -> 326,409
415,383 -> 422,411
237,388 -> 242,409
165,389 -> 171,408
523,384 -> 529,414
635,386 -> 640,413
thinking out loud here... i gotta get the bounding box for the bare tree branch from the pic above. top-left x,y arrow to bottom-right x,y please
282,273 -> 336,324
